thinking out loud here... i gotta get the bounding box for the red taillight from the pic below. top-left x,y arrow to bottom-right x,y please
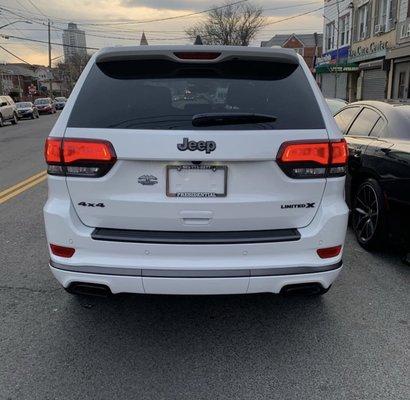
63,139 -> 116,164
330,140 -> 348,165
317,245 -> 342,259
45,138 -> 62,163
277,140 -> 348,179
44,138 -> 116,177
278,142 -> 329,165
50,244 -> 75,258
174,52 -> 221,60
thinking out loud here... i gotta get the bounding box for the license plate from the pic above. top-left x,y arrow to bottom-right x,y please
166,165 -> 227,198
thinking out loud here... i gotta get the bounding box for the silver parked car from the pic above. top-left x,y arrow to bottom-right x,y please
326,98 -> 348,115
15,102 -> 40,119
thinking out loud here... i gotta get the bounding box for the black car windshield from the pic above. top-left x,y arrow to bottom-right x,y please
55,97 -> 66,102
34,99 -> 49,105
68,59 -> 325,130
16,102 -> 31,108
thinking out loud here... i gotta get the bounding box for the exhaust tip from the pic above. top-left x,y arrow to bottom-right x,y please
280,283 -> 329,296
66,282 -> 111,297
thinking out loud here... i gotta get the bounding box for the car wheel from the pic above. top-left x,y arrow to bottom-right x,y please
352,178 -> 386,251
0,115 -> 3,127
11,113 -> 18,125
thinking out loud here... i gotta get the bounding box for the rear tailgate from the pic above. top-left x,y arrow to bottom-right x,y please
63,47 -> 328,231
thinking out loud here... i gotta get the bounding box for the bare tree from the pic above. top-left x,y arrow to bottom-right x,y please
55,53 -> 91,94
186,2 -> 265,46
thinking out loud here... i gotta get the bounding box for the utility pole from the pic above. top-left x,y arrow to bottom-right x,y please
48,19 -> 53,98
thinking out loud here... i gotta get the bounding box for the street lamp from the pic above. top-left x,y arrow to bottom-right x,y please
0,20 -> 32,30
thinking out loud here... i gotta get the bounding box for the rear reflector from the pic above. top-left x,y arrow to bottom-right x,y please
174,52 -> 221,60
45,138 -> 116,177
277,139 -> 348,179
317,245 -> 342,259
50,244 -> 75,258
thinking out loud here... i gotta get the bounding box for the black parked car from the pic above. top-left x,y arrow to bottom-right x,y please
334,101 -> 410,251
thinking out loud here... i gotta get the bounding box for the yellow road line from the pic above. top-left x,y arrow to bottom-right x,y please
0,170 -> 47,204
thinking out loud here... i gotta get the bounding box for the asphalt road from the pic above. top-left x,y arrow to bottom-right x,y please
0,116 -> 409,400
0,113 -> 57,191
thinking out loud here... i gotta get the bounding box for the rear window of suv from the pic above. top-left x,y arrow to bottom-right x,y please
68,59 -> 325,130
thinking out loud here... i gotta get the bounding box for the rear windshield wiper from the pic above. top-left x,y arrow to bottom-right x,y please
192,113 -> 277,127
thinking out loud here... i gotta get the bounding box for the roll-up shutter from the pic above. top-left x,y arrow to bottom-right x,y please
320,73 -> 348,99
362,69 -> 386,99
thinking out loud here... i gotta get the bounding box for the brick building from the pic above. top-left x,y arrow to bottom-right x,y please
260,33 -> 323,71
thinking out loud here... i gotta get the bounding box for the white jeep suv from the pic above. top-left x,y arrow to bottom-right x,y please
44,46 -> 348,297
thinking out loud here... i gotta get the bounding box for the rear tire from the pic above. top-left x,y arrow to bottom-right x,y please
0,115 -> 3,127
352,178 -> 386,251
11,113 -> 18,125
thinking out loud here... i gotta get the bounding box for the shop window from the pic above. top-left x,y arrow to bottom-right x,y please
358,4 -> 369,39
326,22 -> 335,51
339,14 -> 350,46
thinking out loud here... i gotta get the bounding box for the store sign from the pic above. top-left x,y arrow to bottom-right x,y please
316,63 -> 359,74
316,46 -> 350,66
349,40 -> 390,62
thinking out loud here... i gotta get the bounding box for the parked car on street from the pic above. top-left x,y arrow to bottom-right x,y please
0,95 -> 18,126
54,97 -> 67,110
334,101 -> 410,251
34,97 -> 56,114
44,45 -> 349,298
15,102 -> 40,119
326,98 -> 348,115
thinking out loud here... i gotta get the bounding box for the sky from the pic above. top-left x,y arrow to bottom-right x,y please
0,0 -> 324,66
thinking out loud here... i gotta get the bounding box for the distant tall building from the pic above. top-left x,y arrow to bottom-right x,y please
62,23 -> 87,62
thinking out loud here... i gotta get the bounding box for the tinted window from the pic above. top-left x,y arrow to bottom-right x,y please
347,108 -> 380,136
370,118 -> 386,137
334,107 -> 360,133
34,99 -> 50,105
68,59 -> 325,130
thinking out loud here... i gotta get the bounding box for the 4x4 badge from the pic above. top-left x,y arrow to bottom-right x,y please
138,175 -> 158,186
177,138 -> 216,154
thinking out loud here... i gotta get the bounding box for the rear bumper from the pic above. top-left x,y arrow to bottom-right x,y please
50,262 -> 343,295
44,176 -> 348,295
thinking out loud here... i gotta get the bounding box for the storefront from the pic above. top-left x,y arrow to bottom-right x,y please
315,46 -> 357,100
348,33 -> 395,100
387,19 -> 410,100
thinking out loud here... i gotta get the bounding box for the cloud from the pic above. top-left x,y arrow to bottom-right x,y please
0,0 -> 323,65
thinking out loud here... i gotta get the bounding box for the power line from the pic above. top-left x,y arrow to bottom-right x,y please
25,0 -> 48,18
76,0 -> 250,26
0,44 -> 31,64
263,6 -> 323,27
1,33 -> 99,50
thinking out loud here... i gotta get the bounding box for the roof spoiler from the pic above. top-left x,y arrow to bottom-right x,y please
95,45 -> 300,65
